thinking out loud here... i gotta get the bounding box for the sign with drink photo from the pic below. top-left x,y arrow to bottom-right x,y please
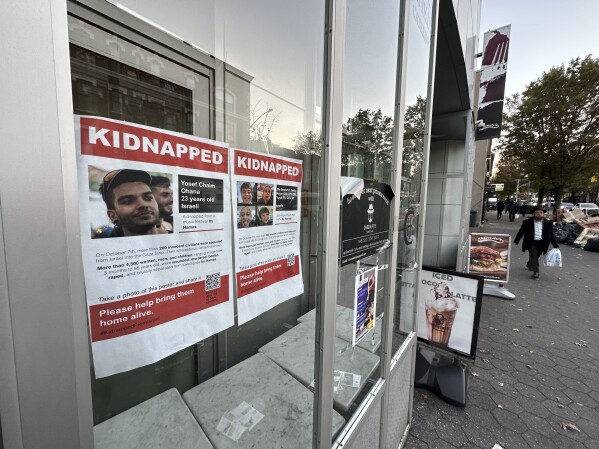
416,267 -> 483,359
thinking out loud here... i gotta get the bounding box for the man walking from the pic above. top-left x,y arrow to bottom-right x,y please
496,200 -> 505,219
514,206 -> 559,279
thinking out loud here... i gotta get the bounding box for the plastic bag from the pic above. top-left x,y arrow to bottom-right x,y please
543,248 -> 562,267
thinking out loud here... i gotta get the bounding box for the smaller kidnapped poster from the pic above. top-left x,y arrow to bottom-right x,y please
341,181 -> 394,266
467,233 -> 511,282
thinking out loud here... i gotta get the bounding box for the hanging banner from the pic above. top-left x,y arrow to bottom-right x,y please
417,267 -> 483,359
231,148 -> 304,325
341,180 -> 395,266
467,233 -> 511,282
352,266 -> 378,346
75,115 -> 234,378
475,25 -> 511,140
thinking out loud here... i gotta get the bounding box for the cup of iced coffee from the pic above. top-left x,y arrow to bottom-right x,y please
425,282 -> 459,345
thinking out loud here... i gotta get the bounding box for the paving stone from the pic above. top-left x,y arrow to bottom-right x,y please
491,407 -> 528,434
577,418 -> 599,441
522,429 -> 560,449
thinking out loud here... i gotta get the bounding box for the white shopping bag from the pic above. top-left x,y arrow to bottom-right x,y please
543,248 -> 562,267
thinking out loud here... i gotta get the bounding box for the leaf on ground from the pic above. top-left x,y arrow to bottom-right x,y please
513,328 -> 520,332
557,404 -> 565,408
420,392 -> 429,399
526,365 -> 533,369
479,348 -> 488,353
497,404 -> 503,409
471,371 -> 480,378
498,382 -> 504,387
483,358 -> 490,363
560,422 -> 581,432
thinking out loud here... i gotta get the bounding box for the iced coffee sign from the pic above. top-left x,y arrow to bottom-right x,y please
341,181 -> 394,266
416,268 -> 483,358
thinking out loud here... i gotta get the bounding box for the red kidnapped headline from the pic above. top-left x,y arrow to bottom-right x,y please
79,116 -> 228,173
89,277 -> 229,342
236,256 -> 300,298
234,149 -> 302,182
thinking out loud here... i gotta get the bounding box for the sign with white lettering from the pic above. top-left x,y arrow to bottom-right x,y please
340,181 -> 394,266
417,267 -> 483,359
75,115 -> 234,378
230,148 -> 304,325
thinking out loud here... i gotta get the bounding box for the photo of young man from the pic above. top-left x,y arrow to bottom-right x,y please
98,169 -> 169,238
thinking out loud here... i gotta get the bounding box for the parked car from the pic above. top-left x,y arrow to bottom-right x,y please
519,201 -> 545,215
575,203 -> 599,216
560,202 -> 574,211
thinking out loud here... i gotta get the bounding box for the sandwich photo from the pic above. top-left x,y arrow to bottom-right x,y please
469,246 -> 503,272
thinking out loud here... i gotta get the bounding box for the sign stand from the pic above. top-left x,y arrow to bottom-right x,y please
483,282 -> 515,300
414,347 -> 468,407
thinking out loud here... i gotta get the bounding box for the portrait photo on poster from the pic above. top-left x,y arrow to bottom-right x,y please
237,205 -> 255,229
89,165 -> 174,238
237,181 -> 255,205
256,183 -> 274,206
416,267 -> 484,359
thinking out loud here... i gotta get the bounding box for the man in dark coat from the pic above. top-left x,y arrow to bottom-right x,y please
496,200 -> 505,219
514,207 -> 559,279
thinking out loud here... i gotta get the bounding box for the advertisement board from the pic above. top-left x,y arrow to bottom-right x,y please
75,115 -> 235,378
230,148 -> 304,325
475,25 -> 511,140
416,267 -> 483,359
467,233 -> 511,283
340,181 -> 394,266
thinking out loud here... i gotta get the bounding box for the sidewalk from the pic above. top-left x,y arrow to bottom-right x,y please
405,213 -> 599,449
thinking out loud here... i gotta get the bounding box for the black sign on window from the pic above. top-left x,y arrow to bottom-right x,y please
341,181 -> 394,266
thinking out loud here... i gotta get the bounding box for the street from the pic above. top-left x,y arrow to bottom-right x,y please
405,213 -> 599,449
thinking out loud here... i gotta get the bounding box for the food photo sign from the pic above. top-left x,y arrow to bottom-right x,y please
467,233 -> 511,282
416,267 -> 484,359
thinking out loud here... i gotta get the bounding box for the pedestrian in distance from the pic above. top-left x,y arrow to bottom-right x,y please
496,200 -> 505,219
506,200 -> 517,222
513,206 -> 559,279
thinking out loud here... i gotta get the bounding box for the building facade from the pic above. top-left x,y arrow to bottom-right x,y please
0,1 -> 481,448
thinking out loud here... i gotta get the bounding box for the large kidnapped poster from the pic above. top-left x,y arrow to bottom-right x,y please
75,115 -> 234,378
230,149 -> 304,325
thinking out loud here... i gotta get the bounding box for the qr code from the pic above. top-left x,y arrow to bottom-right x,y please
205,272 -> 221,291
287,254 -> 295,267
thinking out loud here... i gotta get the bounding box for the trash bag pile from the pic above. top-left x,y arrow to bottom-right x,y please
585,237 -> 599,252
552,223 -> 582,245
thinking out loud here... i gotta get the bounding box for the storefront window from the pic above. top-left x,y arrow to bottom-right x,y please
333,0 -> 401,436
392,0 -> 434,353
69,1 -> 327,446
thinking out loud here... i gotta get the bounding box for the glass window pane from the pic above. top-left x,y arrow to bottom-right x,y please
392,0 -> 435,353
333,0 -> 401,438
70,1 -> 327,446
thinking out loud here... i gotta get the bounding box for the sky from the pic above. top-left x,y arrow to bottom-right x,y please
479,0 -> 599,98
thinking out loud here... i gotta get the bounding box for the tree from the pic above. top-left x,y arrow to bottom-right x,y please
498,56 -> 599,211
342,109 -> 394,180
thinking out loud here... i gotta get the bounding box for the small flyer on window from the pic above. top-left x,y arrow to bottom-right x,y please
75,115 -> 234,378
352,266 -> 378,346
230,148 -> 304,325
